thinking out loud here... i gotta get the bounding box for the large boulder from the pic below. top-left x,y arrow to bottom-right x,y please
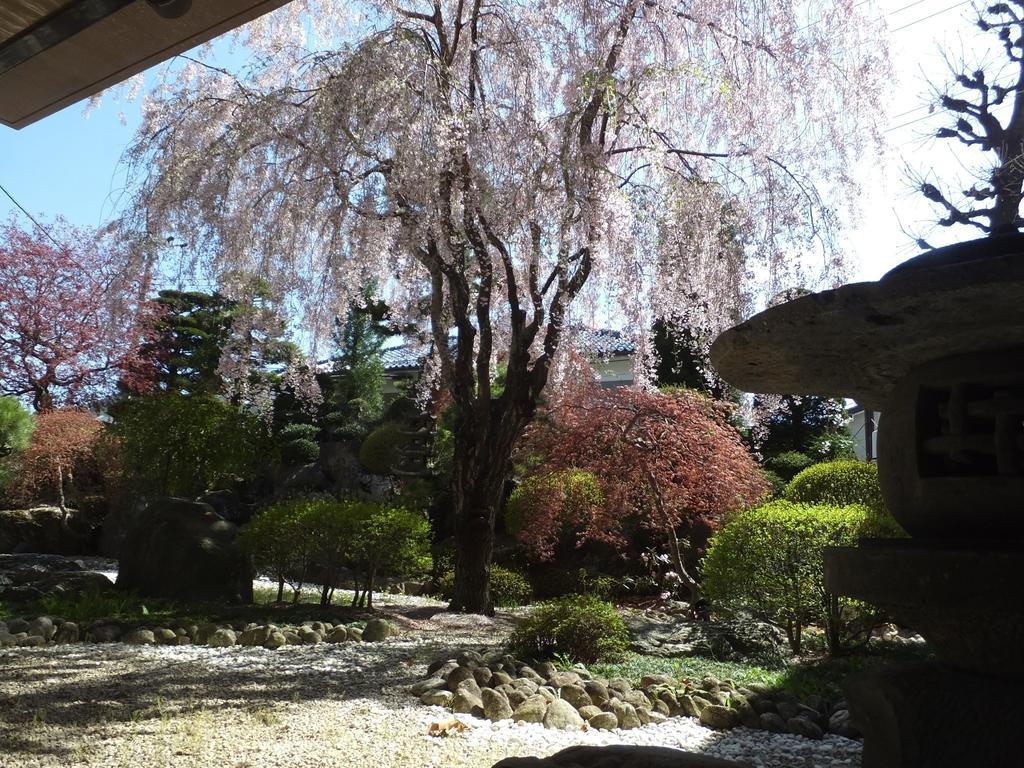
492,746 -> 749,767
0,553 -> 114,602
624,609 -> 788,667
116,497 -> 252,603
0,507 -> 90,555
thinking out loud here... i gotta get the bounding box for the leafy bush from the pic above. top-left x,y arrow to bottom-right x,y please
529,565 -> 619,600
358,422 -> 407,474
0,397 -> 34,490
109,393 -> 276,498
505,469 -> 603,536
509,594 -> 629,663
434,564 -> 533,607
9,410 -> 103,509
242,496 -> 431,608
278,423 -> 320,465
785,460 -> 885,511
702,500 -> 886,655
763,450 -> 813,482
239,499 -> 319,602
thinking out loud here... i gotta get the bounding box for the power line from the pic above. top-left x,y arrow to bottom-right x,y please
0,181 -> 71,254
889,0 -> 971,32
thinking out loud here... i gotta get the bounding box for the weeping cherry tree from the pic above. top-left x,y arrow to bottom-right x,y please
124,0 -> 887,613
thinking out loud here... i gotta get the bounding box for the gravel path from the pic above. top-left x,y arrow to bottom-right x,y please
0,600 -> 862,768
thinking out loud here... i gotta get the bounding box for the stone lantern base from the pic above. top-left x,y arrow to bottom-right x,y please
825,539 -> 1024,768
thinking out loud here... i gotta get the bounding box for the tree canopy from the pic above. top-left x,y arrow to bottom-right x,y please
123,0 -> 887,612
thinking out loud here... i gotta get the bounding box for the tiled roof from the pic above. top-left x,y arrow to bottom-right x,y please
377,329 -> 635,372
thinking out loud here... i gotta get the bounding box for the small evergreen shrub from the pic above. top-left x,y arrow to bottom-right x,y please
785,460 -> 885,510
763,450 -> 813,482
432,564 -> 533,607
358,422 -> 407,474
509,594 -> 629,663
278,423 -> 320,465
702,500 -> 886,655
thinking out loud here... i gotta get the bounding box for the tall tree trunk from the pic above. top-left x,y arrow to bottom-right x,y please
276,577 -> 284,603
448,419 -> 518,615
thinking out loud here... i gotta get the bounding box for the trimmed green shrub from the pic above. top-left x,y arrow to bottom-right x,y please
785,460 -> 883,509
239,499 -> 319,603
434,564 -> 533,607
242,497 -> 432,608
702,500 -> 886,656
0,397 -> 35,490
358,422 -> 407,474
509,594 -> 629,663
345,502 -> 432,608
763,450 -> 813,482
504,469 -> 603,535
278,423 -> 320,465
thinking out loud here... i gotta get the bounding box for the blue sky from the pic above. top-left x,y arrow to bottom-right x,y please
0,0 -> 996,284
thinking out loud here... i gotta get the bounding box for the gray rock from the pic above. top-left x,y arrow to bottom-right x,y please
115,498 -> 252,604
786,716 -> 824,740
28,616 -> 55,641
700,705 -> 740,730
482,688 -> 514,721
548,671 -> 582,688
641,674 -> 675,688
513,677 -> 540,695
679,695 -> 701,718
346,627 -> 363,641
53,621 -> 79,643
447,666 -> 477,691
760,712 -> 787,733
491,670 -> 513,686
420,689 -> 454,707
493,745 -> 753,768
543,698 -> 585,730
537,661 -> 557,678
559,684 -> 592,710
264,631 -> 287,649
456,677 -> 482,699
208,628 -> 237,647
298,626 -> 321,645
828,709 -> 862,739
362,618 -> 391,642
513,694 -> 549,724
239,626 -> 272,646
583,679 -> 610,706
609,699 -> 641,729
622,689 -> 652,709
0,632 -> 15,648
87,624 -> 122,643
123,629 -> 155,645
578,705 -> 602,720
457,649 -> 483,666
624,610 -> 788,668
473,666 -> 493,687
283,630 -> 302,645
518,666 -> 545,685
608,678 -> 633,694
451,688 -> 483,715
7,618 -> 28,634
154,628 -> 179,645
506,689 -> 528,709
411,677 -> 447,696
17,634 -> 45,647
589,712 -> 619,730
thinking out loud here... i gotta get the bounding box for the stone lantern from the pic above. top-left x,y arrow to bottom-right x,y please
710,235 -> 1024,768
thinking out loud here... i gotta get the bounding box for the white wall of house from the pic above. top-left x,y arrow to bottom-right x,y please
848,406 -> 880,463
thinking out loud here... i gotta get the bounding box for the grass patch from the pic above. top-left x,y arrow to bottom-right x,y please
590,653 -> 785,690
589,639 -> 934,700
